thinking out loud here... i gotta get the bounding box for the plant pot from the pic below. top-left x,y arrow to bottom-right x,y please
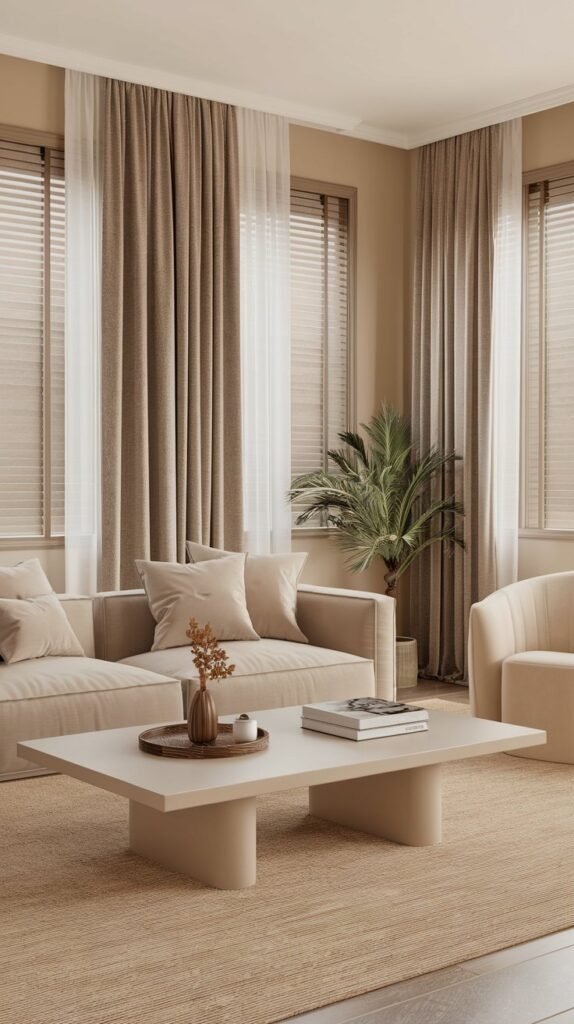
396,636 -> 418,691
187,687 -> 218,743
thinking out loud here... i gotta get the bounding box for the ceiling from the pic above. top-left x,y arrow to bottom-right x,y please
2,0 -> 574,148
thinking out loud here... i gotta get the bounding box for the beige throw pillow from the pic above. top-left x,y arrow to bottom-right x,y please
0,594 -> 85,665
136,555 -> 259,651
0,558 -> 53,599
186,542 -> 308,644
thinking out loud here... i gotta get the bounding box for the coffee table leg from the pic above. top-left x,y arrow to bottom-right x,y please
129,796 -> 257,889
309,764 -> 442,846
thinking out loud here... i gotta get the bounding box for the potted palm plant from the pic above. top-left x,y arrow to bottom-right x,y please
288,405 -> 464,688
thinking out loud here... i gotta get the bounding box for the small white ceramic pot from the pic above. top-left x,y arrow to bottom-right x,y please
233,714 -> 258,743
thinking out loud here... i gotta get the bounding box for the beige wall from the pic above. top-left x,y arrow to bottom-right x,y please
0,55 -> 64,135
523,102 -> 574,173
289,126 -> 411,610
518,104 -> 574,581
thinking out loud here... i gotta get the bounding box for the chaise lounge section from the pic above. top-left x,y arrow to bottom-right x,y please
1,595 -> 183,781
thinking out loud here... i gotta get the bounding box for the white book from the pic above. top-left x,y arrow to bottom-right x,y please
302,698 -> 429,731
301,717 -> 429,741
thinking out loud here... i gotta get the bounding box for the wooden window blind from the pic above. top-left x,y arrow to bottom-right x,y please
523,169 -> 574,530
290,182 -> 354,526
0,137 -> 65,541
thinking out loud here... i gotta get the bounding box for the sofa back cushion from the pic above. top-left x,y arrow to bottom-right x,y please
136,556 -> 259,649
186,541 -> 308,643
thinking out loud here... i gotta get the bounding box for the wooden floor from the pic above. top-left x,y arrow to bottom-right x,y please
286,682 -> 574,1024
287,930 -> 574,1024
398,679 -> 470,703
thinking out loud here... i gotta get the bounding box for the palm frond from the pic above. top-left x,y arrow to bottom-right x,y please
287,404 -> 465,592
363,404 -> 412,471
336,431 -> 370,468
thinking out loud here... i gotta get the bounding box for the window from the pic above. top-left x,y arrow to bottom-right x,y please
290,178 -> 355,527
0,132 -> 65,543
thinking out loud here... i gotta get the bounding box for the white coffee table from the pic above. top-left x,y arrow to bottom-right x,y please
18,707 -> 545,890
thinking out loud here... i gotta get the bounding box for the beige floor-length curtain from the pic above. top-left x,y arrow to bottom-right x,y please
100,81 -> 242,589
410,124 -> 520,681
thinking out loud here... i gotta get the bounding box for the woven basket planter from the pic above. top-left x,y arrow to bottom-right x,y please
396,636 -> 418,690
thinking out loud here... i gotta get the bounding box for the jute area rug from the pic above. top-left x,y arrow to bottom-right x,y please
2,699 -> 574,1024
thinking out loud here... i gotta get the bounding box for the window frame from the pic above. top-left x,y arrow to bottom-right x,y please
0,123 -> 65,551
289,176 -> 357,536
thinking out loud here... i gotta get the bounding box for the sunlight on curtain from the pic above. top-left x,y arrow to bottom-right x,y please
237,108 -> 291,554
492,118 -> 522,589
64,71 -> 103,594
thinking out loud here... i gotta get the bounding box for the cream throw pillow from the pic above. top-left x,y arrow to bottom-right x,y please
0,594 -> 85,665
0,558 -> 53,599
186,542 -> 308,644
136,555 -> 259,651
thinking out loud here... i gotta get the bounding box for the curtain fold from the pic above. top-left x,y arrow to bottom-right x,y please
237,108 -> 292,554
410,120 -> 522,680
64,71 -> 103,595
100,81 -> 242,590
491,120 -> 523,588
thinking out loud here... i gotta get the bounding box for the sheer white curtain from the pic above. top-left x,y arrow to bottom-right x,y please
492,118 -> 522,589
237,108 -> 292,554
64,71 -> 103,594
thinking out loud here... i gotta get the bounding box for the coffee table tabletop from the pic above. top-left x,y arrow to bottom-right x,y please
18,706 -> 545,812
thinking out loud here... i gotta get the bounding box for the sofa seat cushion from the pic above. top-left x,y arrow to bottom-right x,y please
121,640 -> 375,714
502,650 -> 574,764
0,657 -> 183,779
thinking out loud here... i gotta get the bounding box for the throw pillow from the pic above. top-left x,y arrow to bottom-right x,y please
136,555 -> 260,651
0,558 -> 53,599
0,594 -> 86,665
186,541 -> 308,643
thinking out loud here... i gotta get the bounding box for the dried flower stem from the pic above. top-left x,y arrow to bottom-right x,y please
186,619 -> 236,691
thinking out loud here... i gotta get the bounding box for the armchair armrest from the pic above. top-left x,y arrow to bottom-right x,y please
469,593 -> 520,722
296,584 -> 396,700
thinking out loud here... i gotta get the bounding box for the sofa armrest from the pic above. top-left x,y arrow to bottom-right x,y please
93,590 -> 155,662
296,584 -> 396,700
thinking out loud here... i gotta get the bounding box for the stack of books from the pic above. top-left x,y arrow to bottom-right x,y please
301,697 -> 429,741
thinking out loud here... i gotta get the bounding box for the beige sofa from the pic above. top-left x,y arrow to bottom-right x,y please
1,584 -> 395,782
469,571 -> 574,763
1,596 -> 183,781
94,584 -> 396,713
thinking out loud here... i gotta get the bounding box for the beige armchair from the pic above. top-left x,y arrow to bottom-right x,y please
468,571 -> 574,763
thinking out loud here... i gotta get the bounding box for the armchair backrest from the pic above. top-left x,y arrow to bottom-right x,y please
469,571 -> 574,721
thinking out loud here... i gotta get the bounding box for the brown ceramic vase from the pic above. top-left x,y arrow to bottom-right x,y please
187,687 -> 218,744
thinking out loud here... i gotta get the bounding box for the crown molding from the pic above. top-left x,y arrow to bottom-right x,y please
341,122 -> 411,149
0,32 -> 359,133
405,81 -> 574,148
289,117 -> 410,149
3,31 -> 574,151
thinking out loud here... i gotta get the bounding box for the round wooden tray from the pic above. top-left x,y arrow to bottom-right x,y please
138,722 -> 269,759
